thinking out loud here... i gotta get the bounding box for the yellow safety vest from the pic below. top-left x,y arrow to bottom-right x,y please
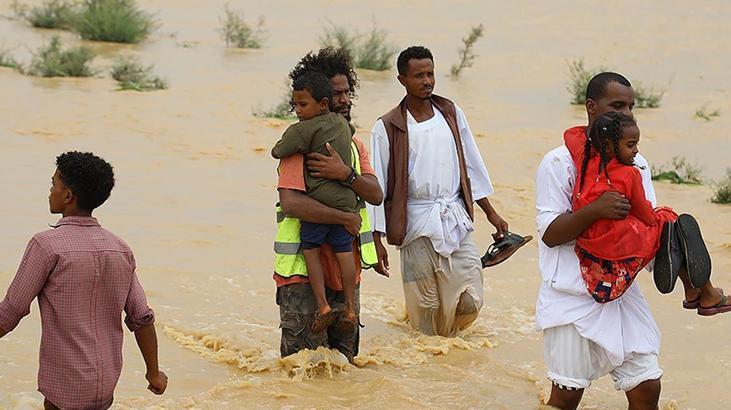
274,141 -> 378,278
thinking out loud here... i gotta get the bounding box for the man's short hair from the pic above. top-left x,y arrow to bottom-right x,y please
56,151 -> 115,212
289,47 -> 359,95
586,72 -> 632,101
292,71 -> 333,102
397,46 -> 433,76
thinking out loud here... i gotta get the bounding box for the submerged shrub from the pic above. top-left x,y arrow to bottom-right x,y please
71,0 -> 157,44
218,4 -> 265,48
711,169 -> 731,204
0,48 -> 23,71
110,56 -> 166,91
319,20 -> 396,71
651,156 -> 703,185
694,104 -> 720,121
566,59 -> 664,108
28,35 -> 95,77
450,24 -> 484,79
254,95 -> 295,120
12,0 -> 77,29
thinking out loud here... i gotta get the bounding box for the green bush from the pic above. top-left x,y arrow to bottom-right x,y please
254,95 -> 295,120
218,4 -> 265,48
651,156 -> 703,185
450,24 -> 484,79
71,0 -> 156,44
566,59 -> 663,108
0,48 -> 23,71
28,36 -> 95,77
12,0 -> 77,29
110,56 -> 166,91
711,169 -> 731,204
319,20 -> 396,71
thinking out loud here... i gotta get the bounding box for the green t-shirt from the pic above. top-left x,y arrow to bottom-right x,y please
271,112 -> 358,213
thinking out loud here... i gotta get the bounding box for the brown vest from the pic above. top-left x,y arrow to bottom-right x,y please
379,94 -> 474,246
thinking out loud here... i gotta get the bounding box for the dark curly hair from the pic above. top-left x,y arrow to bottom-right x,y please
292,70 -> 332,103
289,47 -> 359,96
397,46 -> 433,75
56,152 -> 115,212
578,112 -> 636,193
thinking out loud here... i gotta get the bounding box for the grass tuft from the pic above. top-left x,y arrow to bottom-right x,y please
218,4 -> 265,48
72,0 -> 157,44
254,80 -> 295,120
450,24 -> 484,79
12,0 -> 76,29
0,47 -> 23,71
28,35 -> 95,77
319,20 -> 396,71
711,169 -> 731,204
651,156 -> 703,185
566,59 -> 663,108
110,55 -> 166,91
694,104 -> 720,121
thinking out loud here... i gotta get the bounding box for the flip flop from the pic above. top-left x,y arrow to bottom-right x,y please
481,231 -> 533,268
698,293 -> 731,316
311,309 -> 337,333
654,222 -> 683,294
676,214 -> 712,289
683,288 -> 723,309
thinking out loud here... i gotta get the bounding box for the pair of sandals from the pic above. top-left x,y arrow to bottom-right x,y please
654,213 -> 731,316
481,231 -> 533,268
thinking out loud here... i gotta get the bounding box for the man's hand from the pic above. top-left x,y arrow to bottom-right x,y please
373,233 -> 390,277
486,210 -> 509,239
343,212 -> 362,237
587,191 -> 631,220
307,143 -> 351,181
146,370 -> 168,395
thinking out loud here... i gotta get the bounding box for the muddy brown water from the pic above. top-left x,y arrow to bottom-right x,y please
1,1 -> 730,408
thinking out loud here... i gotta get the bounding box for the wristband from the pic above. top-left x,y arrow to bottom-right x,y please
343,167 -> 357,186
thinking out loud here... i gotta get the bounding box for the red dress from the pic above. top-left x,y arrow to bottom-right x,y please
564,126 -> 677,302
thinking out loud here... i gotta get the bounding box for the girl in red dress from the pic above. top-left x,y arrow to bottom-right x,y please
565,112 -> 679,303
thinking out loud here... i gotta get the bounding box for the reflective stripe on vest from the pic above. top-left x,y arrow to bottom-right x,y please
274,141 -> 377,278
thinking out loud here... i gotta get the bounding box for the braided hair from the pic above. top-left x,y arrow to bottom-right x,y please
578,112 -> 636,193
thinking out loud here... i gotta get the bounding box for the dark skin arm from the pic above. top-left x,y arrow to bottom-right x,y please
542,191 -> 631,247
279,189 -> 361,236
476,197 -> 509,239
0,326 -> 6,338
134,324 -> 168,395
307,143 -> 383,206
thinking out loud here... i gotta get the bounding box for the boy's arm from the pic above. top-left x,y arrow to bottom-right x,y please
0,238 -> 55,337
124,265 -> 166,394
628,172 -> 657,226
279,189 -> 361,236
271,124 -> 310,159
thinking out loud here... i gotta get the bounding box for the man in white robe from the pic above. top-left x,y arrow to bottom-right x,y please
369,46 -> 510,336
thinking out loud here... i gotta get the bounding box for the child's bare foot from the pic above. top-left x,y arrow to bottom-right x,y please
312,305 -> 336,333
335,310 -> 358,334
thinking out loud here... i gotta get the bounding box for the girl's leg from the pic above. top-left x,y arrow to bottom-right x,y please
303,248 -> 331,316
678,267 -> 727,308
335,251 -> 357,321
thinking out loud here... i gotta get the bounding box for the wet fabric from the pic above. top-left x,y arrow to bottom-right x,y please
399,233 -> 483,337
277,283 -> 360,362
577,248 -> 647,303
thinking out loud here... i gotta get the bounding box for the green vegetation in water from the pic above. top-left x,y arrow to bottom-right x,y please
110,56 -> 167,91
651,156 -> 703,185
28,35 -> 95,77
218,4 -> 265,48
254,94 -> 295,120
319,20 -> 396,71
450,24 -> 484,79
566,59 -> 664,108
11,0 -> 76,29
72,0 -> 157,44
694,104 -> 720,121
711,169 -> 731,204
0,47 -> 23,71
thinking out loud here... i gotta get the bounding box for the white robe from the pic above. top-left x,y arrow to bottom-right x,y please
534,144 -> 661,367
368,104 -> 494,257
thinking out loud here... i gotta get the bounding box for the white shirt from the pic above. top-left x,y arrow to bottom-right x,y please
535,144 -> 661,366
369,104 -> 494,257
